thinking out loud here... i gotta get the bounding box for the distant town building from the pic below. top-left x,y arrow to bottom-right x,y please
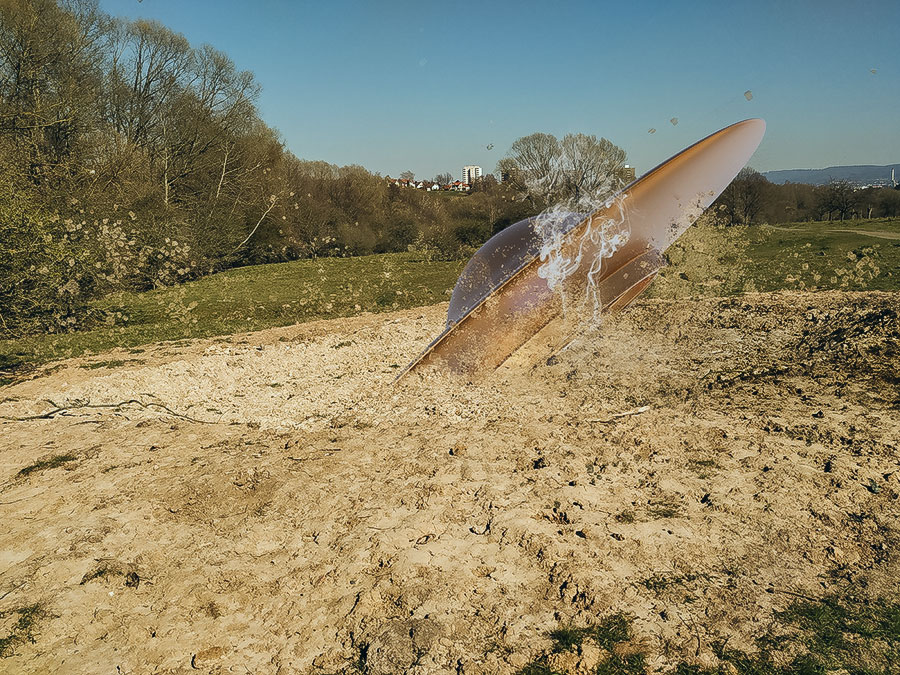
387,176 -> 457,191
462,165 -> 482,184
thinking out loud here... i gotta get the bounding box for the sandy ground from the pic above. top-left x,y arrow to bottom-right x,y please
1,291 -> 898,674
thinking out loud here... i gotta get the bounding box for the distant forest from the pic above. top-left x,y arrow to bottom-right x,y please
716,168 -> 900,226
0,0 -> 539,336
2,0 -> 898,338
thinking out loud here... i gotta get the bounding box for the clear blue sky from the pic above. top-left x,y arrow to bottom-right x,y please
100,0 -> 899,180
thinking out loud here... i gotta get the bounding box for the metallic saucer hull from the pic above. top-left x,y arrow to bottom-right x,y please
397,119 -> 766,380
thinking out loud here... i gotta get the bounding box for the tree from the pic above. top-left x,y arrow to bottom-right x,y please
469,174 -> 498,194
559,133 -> 626,203
877,187 -> 900,217
818,180 -> 858,221
399,170 -> 414,181
0,0 -> 108,183
105,19 -> 192,151
498,131 -> 626,207
736,168 -> 767,224
0,0 -> 557,336
500,132 -> 560,204
717,167 -> 768,225
434,172 -> 453,185
156,44 -> 260,208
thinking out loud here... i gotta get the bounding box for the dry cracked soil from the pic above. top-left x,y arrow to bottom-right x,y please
1,291 -> 898,674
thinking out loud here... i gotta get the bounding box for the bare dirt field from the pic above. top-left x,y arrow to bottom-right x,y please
1,291 -> 898,674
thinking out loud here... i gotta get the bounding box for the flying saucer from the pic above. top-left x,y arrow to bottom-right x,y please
396,119 -> 766,380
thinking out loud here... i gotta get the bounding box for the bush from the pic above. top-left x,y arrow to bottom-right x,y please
0,183 -> 99,336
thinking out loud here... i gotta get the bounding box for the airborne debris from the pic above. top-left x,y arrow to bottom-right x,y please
648,128 -> 656,134
670,117 -> 678,126
397,119 -> 765,379
744,90 -> 753,101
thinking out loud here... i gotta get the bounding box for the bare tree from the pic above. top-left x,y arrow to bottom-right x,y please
498,131 -> 626,206
559,133 -> 626,202
105,19 -> 192,150
399,170 -> 415,181
717,167 -> 768,225
737,168 -> 767,224
502,132 -> 560,203
0,0 -> 108,180
434,172 -> 453,185
818,180 -> 858,221
469,173 -> 498,194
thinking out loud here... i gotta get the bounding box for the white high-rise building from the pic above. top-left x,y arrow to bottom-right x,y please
462,165 -> 482,185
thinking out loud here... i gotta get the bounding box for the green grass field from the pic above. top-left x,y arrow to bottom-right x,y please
1,219 -> 898,375
0,253 -> 464,376
651,218 -> 900,297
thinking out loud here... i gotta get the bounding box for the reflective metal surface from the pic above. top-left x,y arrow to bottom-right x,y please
397,119 -> 766,380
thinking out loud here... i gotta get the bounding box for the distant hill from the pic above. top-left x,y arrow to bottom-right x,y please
763,164 -> 900,186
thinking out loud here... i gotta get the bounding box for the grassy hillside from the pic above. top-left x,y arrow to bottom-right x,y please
0,253 -> 464,377
1,219 -> 898,376
651,218 -> 900,297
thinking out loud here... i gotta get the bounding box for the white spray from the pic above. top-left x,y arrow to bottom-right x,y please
533,174 -> 631,323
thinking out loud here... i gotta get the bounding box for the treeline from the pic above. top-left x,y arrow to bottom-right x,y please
4,1 -> 895,339
0,0 -> 532,337
714,168 -> 900,226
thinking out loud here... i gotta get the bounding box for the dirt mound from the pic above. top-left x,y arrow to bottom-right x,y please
1,291 -> 898,673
